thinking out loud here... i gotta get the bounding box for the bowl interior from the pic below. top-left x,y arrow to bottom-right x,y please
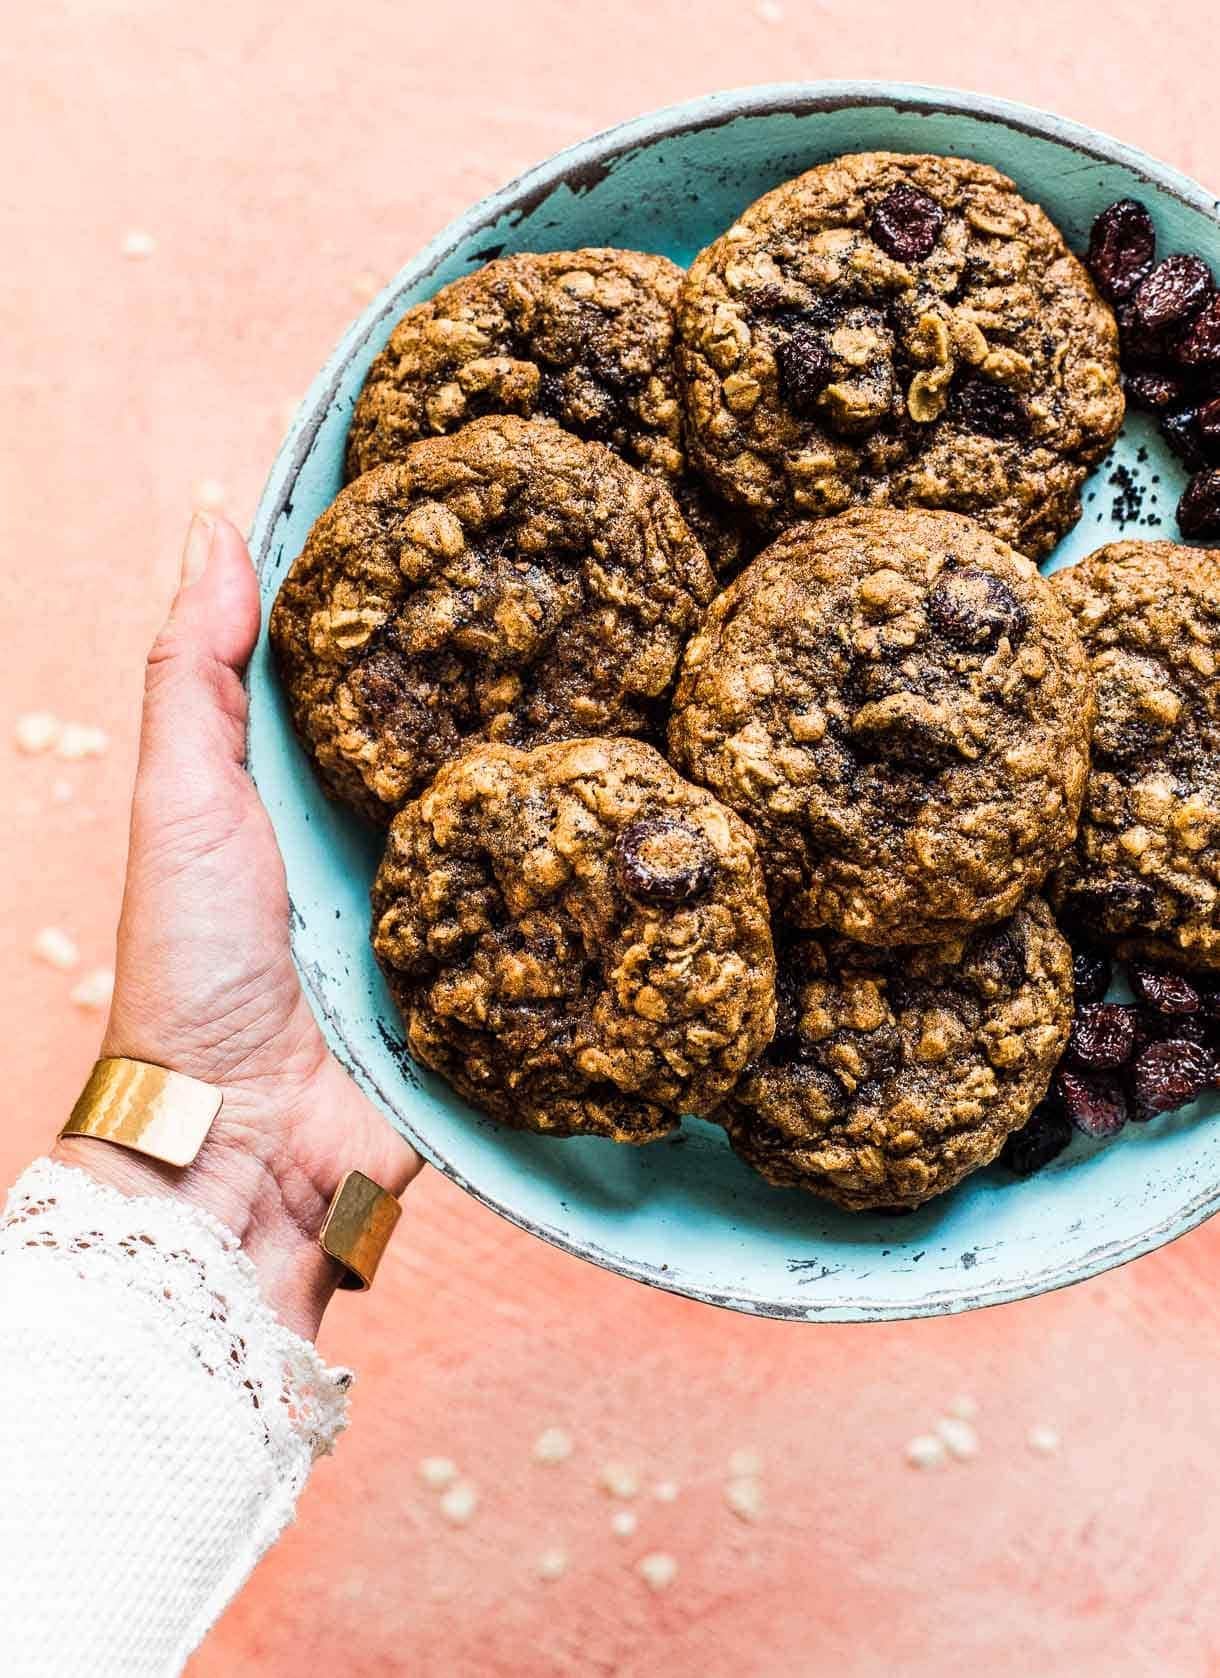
248,83 -> 1220,1320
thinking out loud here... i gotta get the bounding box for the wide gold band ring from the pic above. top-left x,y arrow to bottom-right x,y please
60,1057 -> 223,1167
317,1169 -> 402,1290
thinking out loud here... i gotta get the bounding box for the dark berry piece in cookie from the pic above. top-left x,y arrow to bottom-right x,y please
927,567 -> 1027,649
774,325 -> 833,414
1174,294 -> 1220,367
1130,1038 -> 1215,1117
1179,468 -> 1220,539
1128,962 -> 1201,1016
1132,254 -> 1213,334
615,816 -> 717,905
370,738 -> 776,1140
1087,199 -> 1157,302
950,377 -> 1028,440
1057,1068 -> 1129,1138
1000,1100 -> 1073,1177
969,922 -> 1029,996
1062,878 -> 1157,939
1071,943 -> 1113,1003
869,184 -> 945,263
1066,1002 -> 1139,1071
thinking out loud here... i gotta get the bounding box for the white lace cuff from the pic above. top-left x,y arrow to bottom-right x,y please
0,1158 -> 352,1677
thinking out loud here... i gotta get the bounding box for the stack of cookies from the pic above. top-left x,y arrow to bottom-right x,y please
271,151 -> 1220,1213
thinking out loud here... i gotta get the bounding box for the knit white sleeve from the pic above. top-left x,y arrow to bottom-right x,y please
0,1158 -> 352,1678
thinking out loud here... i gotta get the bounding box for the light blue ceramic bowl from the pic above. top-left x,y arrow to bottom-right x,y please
248,82 -> 1220,1321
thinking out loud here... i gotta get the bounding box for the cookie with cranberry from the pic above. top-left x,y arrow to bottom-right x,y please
270,415 -> 715,824
1050,540 -> 1220,969
722,897 -> 1072,1211
345,247 -> 749,573
668,508 -> 1095,946
677,152 -> 1123,558
371,737 -> 776,1140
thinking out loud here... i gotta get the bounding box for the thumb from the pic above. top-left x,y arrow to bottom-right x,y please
137,516 -> 262,824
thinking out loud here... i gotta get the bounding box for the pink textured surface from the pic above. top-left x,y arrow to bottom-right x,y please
4,5 -> 1219,1673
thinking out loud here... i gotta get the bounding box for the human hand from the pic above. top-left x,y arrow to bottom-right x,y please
54,515 -> 421,1338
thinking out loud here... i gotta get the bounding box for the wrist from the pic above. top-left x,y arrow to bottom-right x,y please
52,1084 -> 342,1341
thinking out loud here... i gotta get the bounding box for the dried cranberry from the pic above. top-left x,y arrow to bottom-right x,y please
1133,254 -> 1214,334
1066,1002 -> 1140,1071
1000,1101 -> 1073,1177
1198,396 -> 1220,452
1115,300 -> 1167,366
1071,944 -> 1113,1004
775,326 -> 833,415
1179,468 -> 1220,540
969,924 -> 1027,995
1125,369 -> 1188,412
927,567 -> 1027,649
951,378 -> 1028,439
615,817 -> 716,905
870,185 -> 945,264
1127,962 -> 1201,1016
1175,293 -> 1220,367
1057,1069 -> 1129,1138
1141,1010 -> 1212,1046
1160,407 -> 1208,473
1087,200 -> 1157,301
1129,1038 -> 1215,1117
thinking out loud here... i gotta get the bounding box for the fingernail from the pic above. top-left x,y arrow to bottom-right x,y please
179,513 -> 214,593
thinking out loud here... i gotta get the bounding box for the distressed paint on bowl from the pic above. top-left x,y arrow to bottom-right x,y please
247,82 -> 1220,1322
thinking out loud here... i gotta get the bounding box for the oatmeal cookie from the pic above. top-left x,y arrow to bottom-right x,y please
1050,540 -> 1220,969
677,152 -> 1124,558
668,508 -> 1095,945
345,247 -> 749,572
371,737 -> 777,1139
270,415 -> 715,824
722,897 -> 1072,1211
